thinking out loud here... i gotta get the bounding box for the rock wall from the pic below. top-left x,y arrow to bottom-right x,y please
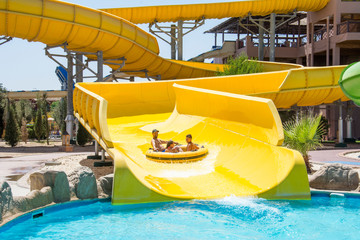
0,181 -> 13,221
309,163 -> 360,191
68,166 -> 98,200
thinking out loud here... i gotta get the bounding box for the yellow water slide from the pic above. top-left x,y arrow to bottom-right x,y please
0,0 -> 346,204
101,0 -> 329,24
73,65 -> 347,204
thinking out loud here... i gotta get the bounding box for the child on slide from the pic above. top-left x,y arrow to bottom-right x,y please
186,134 -> 199,152
165,140 -> 183,153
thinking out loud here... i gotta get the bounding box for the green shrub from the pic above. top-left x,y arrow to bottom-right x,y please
27,125 -> 36,139
282,113 -> 326,173
216,53 -> 263,76
4,100 -> 20,147
76,123 -> 92,146
34,107 -> 43,142
42,93 -> 49,145
52,98 -> 67,135
0,84 -> 6,138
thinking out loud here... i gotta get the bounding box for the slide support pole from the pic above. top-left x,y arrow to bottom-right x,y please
338,103 -> 344,144
258,20 -> 264,61
75,53 -> 83,83
269,13 -> 276,62
177,20 -> 183,61
171,24 -> 176,60
97,51 -> 103,82
65,51 -> 74,139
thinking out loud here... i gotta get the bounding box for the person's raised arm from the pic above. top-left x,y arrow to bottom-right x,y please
151,139 -> 159,151
159,139 -> 168,144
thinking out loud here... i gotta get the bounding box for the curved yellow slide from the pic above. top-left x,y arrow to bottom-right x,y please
102,0 -> 329,24
74,80 -> 310,204
0,0 -> 348,203
73,66 -> 347,204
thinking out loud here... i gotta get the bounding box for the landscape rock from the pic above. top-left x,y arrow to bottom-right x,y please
27,187 -> 54,209
99,174 -> 113,196
13,187 -> 53,212
29,170 -> 61,191
69,166 -> 98,199
52,172 -> 70,203
29,170 -> 70,203
309,163 -> 359,191
0,181 -> 13,220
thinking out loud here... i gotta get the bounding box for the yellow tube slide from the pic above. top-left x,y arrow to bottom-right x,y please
101,0 -> 329,24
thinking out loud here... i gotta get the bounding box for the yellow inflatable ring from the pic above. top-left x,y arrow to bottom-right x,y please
146,146 -> 208,163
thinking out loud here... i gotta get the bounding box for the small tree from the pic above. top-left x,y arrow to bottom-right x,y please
76,123 -> 91,146
20,118 -> 28,144
42,94 -> 50,145
283,113 -> 326,173
34,101 -> 43,142
52,98 -> 67,135
216,53 -> 263,76
0,84 -> 6,138
4,100 -> 20,147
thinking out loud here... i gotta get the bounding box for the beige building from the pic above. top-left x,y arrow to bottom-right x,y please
193,0 -> 360,142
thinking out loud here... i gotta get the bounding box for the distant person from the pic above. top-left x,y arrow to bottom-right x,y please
165,140 -> 183,153
151,129 -> 178,152
186,134 -> 199,152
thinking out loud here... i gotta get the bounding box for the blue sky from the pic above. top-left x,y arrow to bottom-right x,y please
0,0 -> 239,91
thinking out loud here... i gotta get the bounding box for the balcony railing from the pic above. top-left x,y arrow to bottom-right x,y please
337,21 -> 360,34
314,27 -> 334,42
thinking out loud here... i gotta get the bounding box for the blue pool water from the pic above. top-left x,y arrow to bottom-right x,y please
330,160 -> 360,166
1,195 -> 360,239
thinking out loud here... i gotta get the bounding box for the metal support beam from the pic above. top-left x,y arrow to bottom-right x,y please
170,24 -> 176,60
149,18 -> 205,60
95,141 -> 99,156
269,13 -> 276,62
338,103 -> 344,144
296,108 -> 300,122
75,53 -> 83,83
101,149 -> 105,161
346,115 -> 352,139
0,36 -> 12,46
247,12 -> 296,62
258,21 -> 264,61
177,20 -> 184,60
326,17 -> 330,66
65,51 -> 74,139
45,43 -> 122,140
97,51 -> 103,82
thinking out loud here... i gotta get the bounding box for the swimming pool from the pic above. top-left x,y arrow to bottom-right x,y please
1,195 -> 360,239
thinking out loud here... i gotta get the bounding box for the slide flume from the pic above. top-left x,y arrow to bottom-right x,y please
0,0 -> 348,203
74,65 -> 348,204
74,80 -> 310,204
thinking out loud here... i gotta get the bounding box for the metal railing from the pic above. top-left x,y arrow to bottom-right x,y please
337,21 -> 360,34
314,27 -> 334,42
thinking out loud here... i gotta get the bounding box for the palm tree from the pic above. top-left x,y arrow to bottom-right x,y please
282,113 -> 326,173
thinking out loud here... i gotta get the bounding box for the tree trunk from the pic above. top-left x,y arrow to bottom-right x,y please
303,154 -> 312,174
